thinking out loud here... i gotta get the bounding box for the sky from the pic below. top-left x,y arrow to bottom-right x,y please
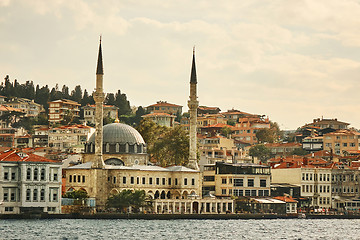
1,0 -> 360,130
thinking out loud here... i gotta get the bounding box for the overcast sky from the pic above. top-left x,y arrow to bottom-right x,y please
1,0 -> 360,130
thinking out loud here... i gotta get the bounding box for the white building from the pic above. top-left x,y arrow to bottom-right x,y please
0,150 -> 62,214
82,104 -> 119,125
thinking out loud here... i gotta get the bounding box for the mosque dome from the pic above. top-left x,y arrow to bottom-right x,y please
85,123 -> 146,154
88,123 -> 145,145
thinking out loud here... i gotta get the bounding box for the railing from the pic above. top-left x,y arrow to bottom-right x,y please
61,198 -> 96,207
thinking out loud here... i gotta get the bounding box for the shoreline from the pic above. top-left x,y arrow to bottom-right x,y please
1,213 -> 360,220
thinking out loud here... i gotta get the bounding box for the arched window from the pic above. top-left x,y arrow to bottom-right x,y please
33,168 -> 38,181
40,168 -> 45,181
26,168 -> 31,180
116,143 -> 119,152
106,143 -> 110,153
26,189 -> 31,201
40,189 -> 45,201
33,189 -> 38,201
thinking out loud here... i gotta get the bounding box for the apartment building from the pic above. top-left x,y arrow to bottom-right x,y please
82,104 -> 118,125
7,98 -> 43,117
323,129 -> 360,156
48,99 -> 80,124
145,101 -> 182,115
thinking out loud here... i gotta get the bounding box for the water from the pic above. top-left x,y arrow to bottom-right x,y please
0,219 -> 359,239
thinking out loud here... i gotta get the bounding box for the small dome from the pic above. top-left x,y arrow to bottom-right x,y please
88,123 -> 145,145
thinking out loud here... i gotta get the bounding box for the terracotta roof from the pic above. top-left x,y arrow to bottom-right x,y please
273,196 -> 298,203
48,99 -> 80,106
324,129 -> 360,136
265,142 -> 302,148
51,124 -> 93,130
200,123 -> 234,129
0,105 -> 22,112
198,106 -> 220,111
0,150 -> 59,163
147,102 -> 182,108
142,113 -> 176,117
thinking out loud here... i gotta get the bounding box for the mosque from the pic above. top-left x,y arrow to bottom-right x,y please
64,40 -> 233,214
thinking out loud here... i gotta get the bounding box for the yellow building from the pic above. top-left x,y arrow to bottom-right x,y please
323,129 -> 360,155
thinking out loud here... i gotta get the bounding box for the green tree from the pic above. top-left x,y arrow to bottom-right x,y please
132,106 -> 146,126
71,85 -> 82,103
227,119 -> 236,126
249,144 -> 271,163
63,189 -> 89,205
291,148 -> 308,156
106,189 -> 150,213
221,126 -> 232,137
115,90 -> 131,115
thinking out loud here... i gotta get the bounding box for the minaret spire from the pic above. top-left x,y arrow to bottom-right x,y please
93,37 -> 105,169
187,47 -> 199,170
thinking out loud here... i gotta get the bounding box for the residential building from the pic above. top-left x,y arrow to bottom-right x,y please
265,142 -> 302,158
323,129 -> 360,156
302,136 -> 323,152
197,114 -> 227,128
0,105 -> 23,128
197,106 -> 221,115
0,150 -> 62,214
48,124 -> 95,152
7,98 -> 43,117
145,101 -> 182,115
142,112 -> 176,127
213,162 -> 271,198
304,118 -> 349,130
48,99 -> 81,124
33,126 -> 49,148
0,128 -> 27,148
82,104 -> 119,125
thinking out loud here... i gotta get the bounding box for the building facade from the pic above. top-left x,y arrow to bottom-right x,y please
82,104 -> 119,125
48,99 -> 81,124
0,150 -> 62,214
145,101 -> 182,115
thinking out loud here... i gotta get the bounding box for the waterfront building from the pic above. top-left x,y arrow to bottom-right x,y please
0,150 -> 62,214
82,104 -> 119,125
48,99 -> 81,124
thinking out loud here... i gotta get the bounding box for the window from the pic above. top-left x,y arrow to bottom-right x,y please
123,176 -> 126,184
222,189 -> 226,195
260,179 -> 267,187
222,178 -> 227,184
5,207 -> 14,212
156,178 -> 160,185
76,175 -> 80,183
192,178 -> 195,186
33,189 -> 38,201
306,173 -> 309,181
319,174 -> 322,181
149,177 -> 153,185
168,178 -> 172,185
162,178 -> 166,185
41,168 -> 45,181
4,171 -> 9,180
248,179 -> 254,187
245,190 -> 251,196
131,177 -> 134,184
234,178 -> 243,186
184,178 -> 188,185
175,178 -> 178,185
113,176 -> 116,184
26,189 -> 31,201
343,143 -> 348,147
82,176 -> 85,183
233,189 -> 243,196
204,176 -> 215,182
142,177 -> 146,184
251,190 -> 257,196
34,168 -> 38,181
26,168 -> 31,180
137,177 -> 140,184
40,189 -> 45,201
3,190 -> 8,202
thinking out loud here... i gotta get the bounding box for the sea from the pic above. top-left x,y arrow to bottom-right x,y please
0,218 -> 359,239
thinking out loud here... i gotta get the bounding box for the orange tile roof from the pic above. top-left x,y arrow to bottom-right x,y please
0,150 -> 59,163
273,196 -> 298,203
200,123 -> 234,129
147,102 -> 182,108
142,113 -> 176,117
265,142 -> 302,148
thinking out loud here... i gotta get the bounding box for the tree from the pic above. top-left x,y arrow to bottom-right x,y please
221,127 -> 232,137
106,189 -> 151,213
227,119 -> 236,126
291,148 -> 308,156
71,85 -> 82,103
105,93 -> 116,106
132,106 -> 146,126
256,121 -> 283,143
115,90 -> 131,115
63,189 -> 89,205
249,144 -> 271,163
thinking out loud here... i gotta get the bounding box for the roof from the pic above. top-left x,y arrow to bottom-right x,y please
265,142 -> 302,148
147,101 -> 182,108
0,105 -> 22,112
200,123 -> 234,129
142,113 -> 176,118
66,162 -> 199,172
96,39 -> 103,75
88,122 -> 145,145
48,99 -> 80,106
273,196 -> 298,203
190,48 -> 197,84
324,129 -> 360,136
251,198 -> 285,204
0,150 -> 59,163
198,106 -> 220,111
51,124 -> 93,130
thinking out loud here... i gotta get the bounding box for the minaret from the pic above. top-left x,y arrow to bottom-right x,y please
92,37 -> 105,169
187,47 -> 199,170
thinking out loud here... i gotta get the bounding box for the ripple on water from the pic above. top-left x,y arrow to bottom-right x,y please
1,219 -> 360,240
